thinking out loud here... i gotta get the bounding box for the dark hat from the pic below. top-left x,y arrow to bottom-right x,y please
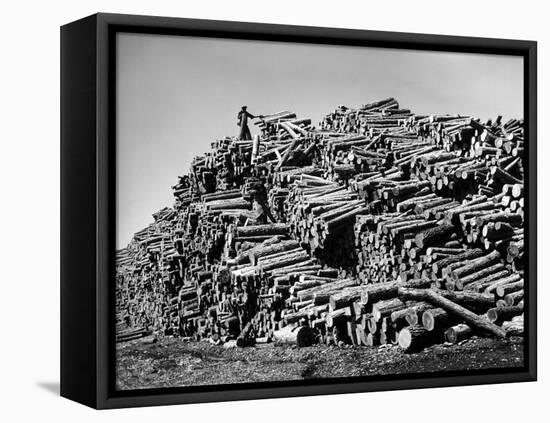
241,105 -> 247,109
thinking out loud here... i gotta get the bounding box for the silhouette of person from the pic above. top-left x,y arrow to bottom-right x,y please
237,106 -> 261,140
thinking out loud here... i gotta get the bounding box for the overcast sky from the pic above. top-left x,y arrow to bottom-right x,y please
116,33 -> 523,248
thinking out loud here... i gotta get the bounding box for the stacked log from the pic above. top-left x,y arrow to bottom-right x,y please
115,98 -> 525,350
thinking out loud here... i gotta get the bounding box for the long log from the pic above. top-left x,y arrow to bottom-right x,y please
448,250 -> 501,281
454,263 -> 506,289
273,325 -> 314,347
248,240 -> 300,264
484,274 -> 522,295
397,288 -> 506,337
360,279 -> 432,304
431,249 -> 484,275
234,223 -> 289,238
414,223 -> 455,249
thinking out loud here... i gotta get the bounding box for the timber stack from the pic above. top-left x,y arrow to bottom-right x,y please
116,98 -> 526,351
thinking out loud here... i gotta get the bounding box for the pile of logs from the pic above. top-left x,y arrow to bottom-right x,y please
115,98 -> 526,352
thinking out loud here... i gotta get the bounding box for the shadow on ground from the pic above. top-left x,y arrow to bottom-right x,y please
116,336 -> 524,390
36,381 -> 60,396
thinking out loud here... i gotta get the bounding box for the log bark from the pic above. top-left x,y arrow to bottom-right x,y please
404,302 -> 433,326
495,280 -> 524,298
502,316 -> 524,337
398,288 -> 506,337
372,298 -> 406,321
422,307 -> 454,332
454,263 -> 505,289
326,308 -> 349,328
248,240 -> 300,265
484,274 -> 522,295
234,223 -> 289,238
448,250 -> 501,281
361,279 -> 432,304
236,322 -> 255,347
398,325 -> 439,353
273,325 -> 314,347
487,305 -> 524,324
504,290 -> 524,306
329,286 -> 366,310
414,223 -> 455,249
444,324 -> 473,344
431,249 -> 484,275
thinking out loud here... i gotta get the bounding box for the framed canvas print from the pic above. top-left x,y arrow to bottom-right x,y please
60,13 -> 537,409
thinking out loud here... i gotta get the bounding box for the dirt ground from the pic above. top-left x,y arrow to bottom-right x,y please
115,336 -> 524,390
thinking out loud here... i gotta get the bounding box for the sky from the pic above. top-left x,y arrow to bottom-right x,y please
116,33 -> 523,248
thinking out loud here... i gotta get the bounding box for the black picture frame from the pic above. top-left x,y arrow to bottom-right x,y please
60,12 -> 537,409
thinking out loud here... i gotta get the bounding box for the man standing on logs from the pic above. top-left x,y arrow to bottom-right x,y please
249,182 -> 275,224
237,106 -> 261,140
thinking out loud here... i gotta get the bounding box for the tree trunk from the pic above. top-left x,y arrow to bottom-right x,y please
495,280 -> 524,298
448,250 -> 501,281
414,223 -> 455,249
361,279 -> 432,304
422,307 -> 454,332
444,323 -> 473,344
329,286 -> 365,310
454,263 -> 505,289
484,274 -> 522,295
248,240 -> 300,265
431,249 -> 484,275
462,270 -> 512,292
398,325 -> 440,353
234,223 -> 289,238
325,308 -> 349,328
502,316 -> 524,337
273,325 -> 314,347
372,298 -> 406,321
236,322 -> 255,347
487,305 -> 524,324
405,302 -> 433,326
504,290 -> 524,306
398,288 -> 506,337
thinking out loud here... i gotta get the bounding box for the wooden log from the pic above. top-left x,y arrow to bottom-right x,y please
454,263 -> 506,289
414,223 -> 455,249
398,288 -> 506,337
234,223 -> 289,238
236,322 -> 255,347
372,298 -> 406,321
398,325 -> 439,353
421,307 -> 454,332
432,249 -> 484,276
273,325 -> 314,347
444,324 -> 473,344
504,290 -> 524,306
326,308 -> 349,328
461,270 -> 512,293
487,305 -> 524,325
448,250 -> 501,281
404,302 -> 433,326
502,316 -> 524,337
484,274 -> 522,295
495,280 -> 524,298
361,279 -> 432,304
248,240 -> 300,264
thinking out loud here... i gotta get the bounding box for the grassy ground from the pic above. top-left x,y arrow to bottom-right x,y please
116,336 -> 524,390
